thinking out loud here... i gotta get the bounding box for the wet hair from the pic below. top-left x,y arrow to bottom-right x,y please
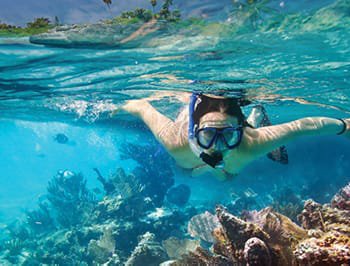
193,94 -> 251,127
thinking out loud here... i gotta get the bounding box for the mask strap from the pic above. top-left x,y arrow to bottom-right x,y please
188,92 -> 201,139
188,92 -> 225,169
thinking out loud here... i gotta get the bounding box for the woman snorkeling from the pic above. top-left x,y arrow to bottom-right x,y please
119,92 -> 350,180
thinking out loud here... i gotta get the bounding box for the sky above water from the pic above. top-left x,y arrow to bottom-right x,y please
0,0 -> 334,26
0,0 -> 231,26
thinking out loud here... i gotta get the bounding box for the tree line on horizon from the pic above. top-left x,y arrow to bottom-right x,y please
0,18 -> 51,30
0,0 -> 179,31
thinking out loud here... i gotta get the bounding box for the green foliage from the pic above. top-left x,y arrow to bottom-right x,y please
172,9 -> 181,20
0,18 -> 53,37
150,0 -> 157,15
26,17 -> 51,28
110,0 -> 180,24
158,0 -> 172,19
0,22 -> 18,30
134,8 -> 153,22
0,1 -> 183,38
112,16 -> 141,25
150,0 -> 157,7
117,8 -> 153,23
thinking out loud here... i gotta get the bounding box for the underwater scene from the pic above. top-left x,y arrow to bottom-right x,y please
0,0 -> 350,265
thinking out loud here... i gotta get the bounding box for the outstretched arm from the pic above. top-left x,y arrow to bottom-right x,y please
246,117 -> 350,157
121,99 -> 186,150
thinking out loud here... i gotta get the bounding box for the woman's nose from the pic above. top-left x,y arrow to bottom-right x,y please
213,135 -> 226,150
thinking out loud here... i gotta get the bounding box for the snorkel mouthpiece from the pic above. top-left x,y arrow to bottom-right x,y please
200,152 -> 224,168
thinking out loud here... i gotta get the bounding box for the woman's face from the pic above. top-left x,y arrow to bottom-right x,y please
199,112 -> 239,128
198,112 -> 239,153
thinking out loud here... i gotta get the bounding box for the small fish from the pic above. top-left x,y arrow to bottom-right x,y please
54,133 -> 69,144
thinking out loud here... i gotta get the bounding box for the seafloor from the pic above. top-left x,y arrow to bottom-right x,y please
0,141 -> 349,265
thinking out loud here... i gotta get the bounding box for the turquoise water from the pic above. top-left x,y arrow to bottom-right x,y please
0,0 -> 350,264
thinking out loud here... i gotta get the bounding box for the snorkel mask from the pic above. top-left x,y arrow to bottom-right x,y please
188,93 -> 243,169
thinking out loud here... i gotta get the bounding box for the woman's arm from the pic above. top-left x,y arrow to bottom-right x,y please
120,99 -> 186,150
246,117 -> 349,157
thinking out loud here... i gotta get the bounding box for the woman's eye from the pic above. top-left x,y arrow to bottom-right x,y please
200,129 -> 215,139
202,131 -> 214,138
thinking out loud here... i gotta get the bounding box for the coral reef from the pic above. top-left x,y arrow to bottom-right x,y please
187,211 -> 221,243
162,236 -> 200,260
125,232 -> 168,266
227,188 -> 262,215
25,201 -> 56,235
0,141 -> 191,265
175,183 -> 350,265
331,182 -> 350,211
271,186 -> 304,223
107,167 -> 145,199
2,136 -> 349,266
244,237 -> 271,265
47,170 -> 96,227
120,142 -> 175,206
300,177 -> 345,204
294,189 -> 350,265
87,226 -> 119,264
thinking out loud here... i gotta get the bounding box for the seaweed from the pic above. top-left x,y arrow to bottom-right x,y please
109,168 -> 145,199
120,142 -> 175,206
3,238 -> 24,264
47,170 -> 97,227
25,202 -> 55,234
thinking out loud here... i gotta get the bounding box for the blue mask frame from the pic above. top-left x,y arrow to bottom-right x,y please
195,126 -> 243,149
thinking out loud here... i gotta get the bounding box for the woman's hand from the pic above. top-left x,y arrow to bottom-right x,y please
121,99 -> 149,115
109,99 -> 148,117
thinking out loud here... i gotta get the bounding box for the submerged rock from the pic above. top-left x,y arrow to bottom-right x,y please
166,184 -> 191,206
243,237 -> 271,266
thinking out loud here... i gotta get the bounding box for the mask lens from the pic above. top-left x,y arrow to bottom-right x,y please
196,128 -> 217,148
222,127 -> 240,147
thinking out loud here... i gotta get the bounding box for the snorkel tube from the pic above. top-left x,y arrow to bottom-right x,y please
188,93 -> 225,169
